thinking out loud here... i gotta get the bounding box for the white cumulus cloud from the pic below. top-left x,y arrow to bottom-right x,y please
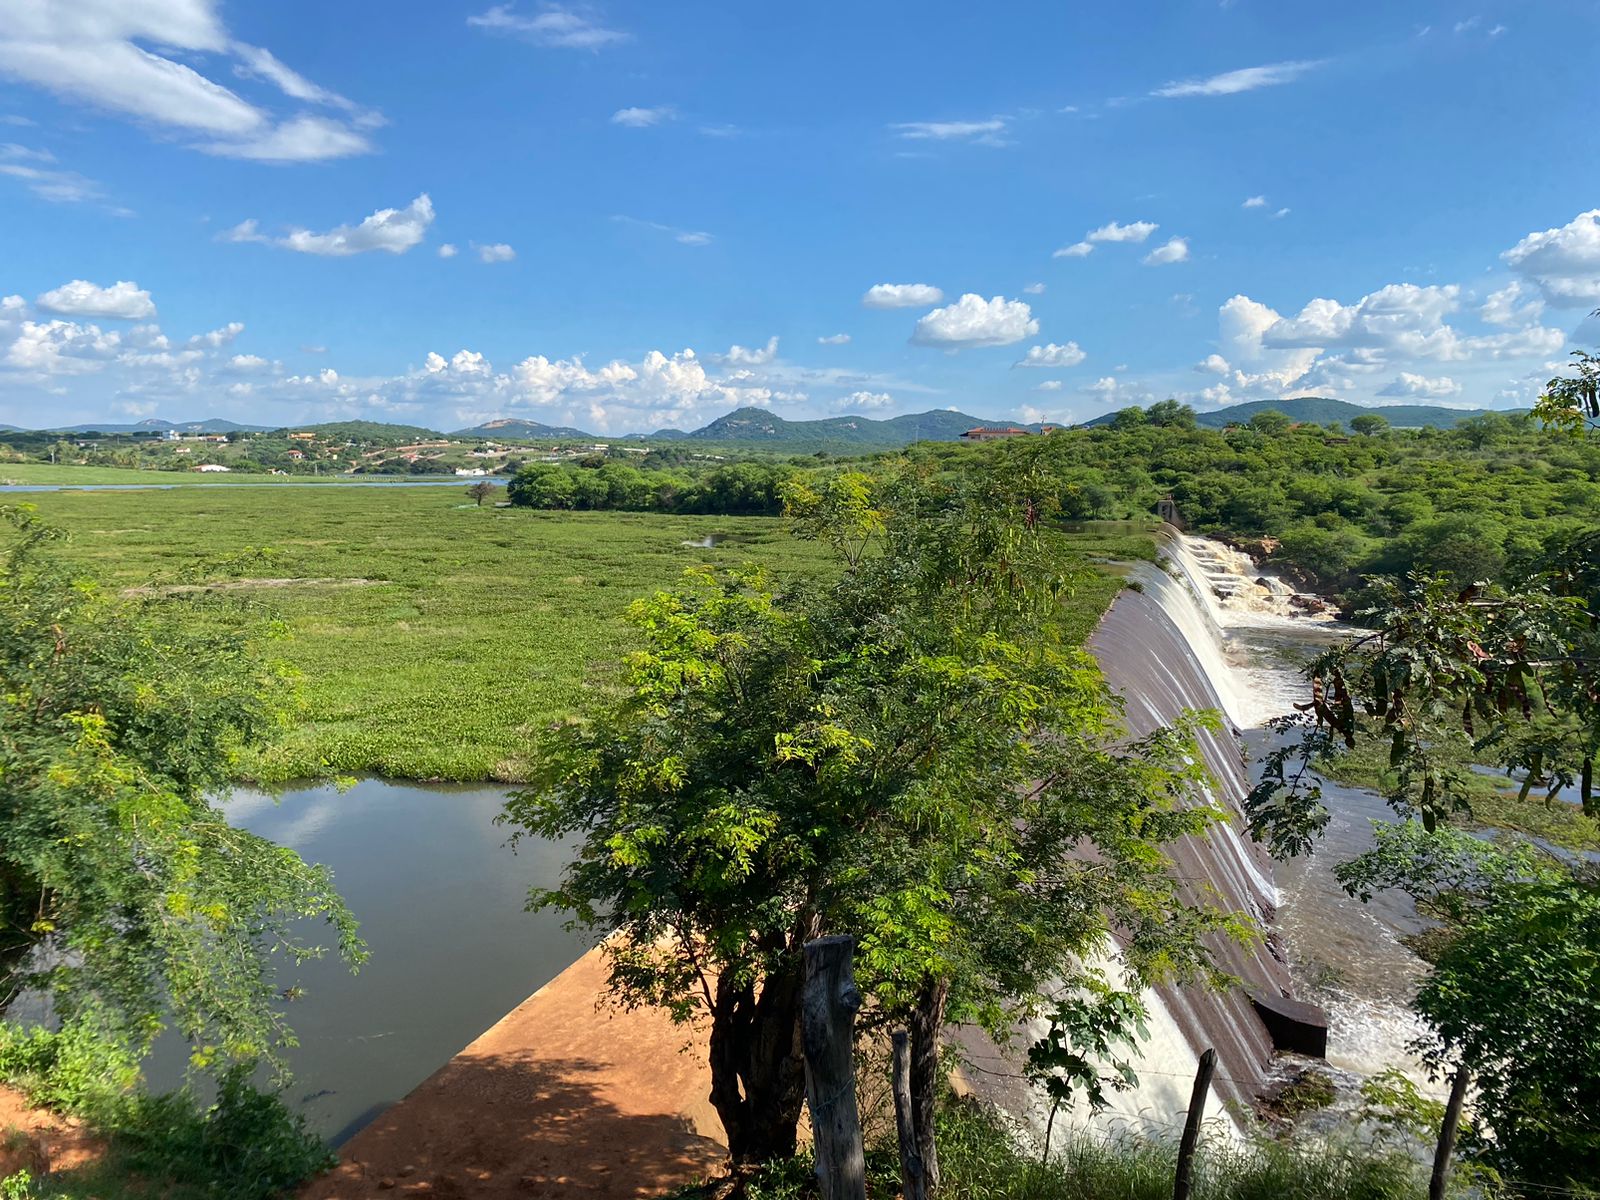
817,333 -> 851,345
835,390 -> 894,411
1502,209 -> 1600,307
720,336 -> 779,366
911,294 -> 1038,349
37,279 -> 155,320
863,283 -> 944,309
1479,280 -> 1543,328
1014,342 -> 1086,369
224,194 -> 435,256
1378,372 -> 1463,398
475,242 -> 516,263
1143,236 -> 1190,266
612,105 -> 674,127
1088,220 -> 1158,244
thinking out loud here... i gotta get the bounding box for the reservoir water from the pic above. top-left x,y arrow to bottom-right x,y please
149,779 -> 585,1143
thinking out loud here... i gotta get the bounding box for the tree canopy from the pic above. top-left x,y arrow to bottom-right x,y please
504,466 -> 1245,1172
0,505 -> 363,1068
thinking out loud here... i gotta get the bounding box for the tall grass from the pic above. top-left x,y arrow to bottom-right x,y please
687,1100 -> 1429,1200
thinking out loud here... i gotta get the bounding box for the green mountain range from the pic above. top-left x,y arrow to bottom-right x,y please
1086,396 -> 1511,430
11,418 -> 269,435
451,417 -> 600,440
676,406 -> 993,449
8,397 -> 1522,452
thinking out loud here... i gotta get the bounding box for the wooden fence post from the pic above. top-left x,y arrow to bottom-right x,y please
802,936 -> 866,1200
1172,1048 -> 1216,1200
1430,1064 -> 1471,1200
891,1030 -> 927,1200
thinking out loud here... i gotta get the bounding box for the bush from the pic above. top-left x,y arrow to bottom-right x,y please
0,1018 -> 333,1200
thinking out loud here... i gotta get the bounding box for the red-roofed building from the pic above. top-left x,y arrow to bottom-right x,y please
961,426 -> 1032,441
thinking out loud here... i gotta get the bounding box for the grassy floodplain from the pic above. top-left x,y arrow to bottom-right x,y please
22,482 -> 1150,783
1,462 -> 299,485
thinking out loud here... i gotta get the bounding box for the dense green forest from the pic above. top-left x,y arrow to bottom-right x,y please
952,403 -> 1600,593
507,402 -> 1599,600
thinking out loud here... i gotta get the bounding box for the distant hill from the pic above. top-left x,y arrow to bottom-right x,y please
19,418 -> 270,434
452,417 -> 600,440
1085,397 -> 1514,430
455,407 -> 1001,450
275,420 -> 446,442
678,406 -> 994,450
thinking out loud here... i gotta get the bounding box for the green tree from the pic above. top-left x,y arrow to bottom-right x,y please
1536,328 -> 1599,434
1337,825 -> 1599,1186
505,469 -> 1242,1171
1250,546 -> 1600,1187
1145,399 -> 1197,429
1350,413 -> 1390,437
0,505 -> 363,1068
1247,408 -> 1293,435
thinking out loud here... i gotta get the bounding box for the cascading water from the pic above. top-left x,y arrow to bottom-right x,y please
1152,534 -> 1436,1087
974,527 -> 1433,1145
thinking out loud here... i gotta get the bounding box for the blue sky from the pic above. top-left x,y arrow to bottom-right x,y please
2,0 -> 1598,433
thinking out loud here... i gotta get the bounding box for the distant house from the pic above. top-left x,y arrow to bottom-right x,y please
194,463 -> 231,473
960,426 -> 1032,441
286,449 -> 305,460
455,467 -> 488,476
288,431 -> 316,442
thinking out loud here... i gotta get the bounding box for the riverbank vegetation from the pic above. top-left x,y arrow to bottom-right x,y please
917,404 -> 1598,602
1251,521 -> 1600,1189
0,504 -> 364,1199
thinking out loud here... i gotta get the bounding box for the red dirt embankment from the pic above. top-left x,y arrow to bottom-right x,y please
0,1086 -> 102,1178
300,948 -> 727,1199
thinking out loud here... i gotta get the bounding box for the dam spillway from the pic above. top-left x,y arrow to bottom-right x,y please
994,528 -> 1350,1139
1085,551 -> 1298,1121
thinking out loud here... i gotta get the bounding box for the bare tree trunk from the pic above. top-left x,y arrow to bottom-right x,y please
892,1030 -> 927,1200
1173,1048 -> 1215,1200
801,937 -> 866,1200
1430,1064 -> 1471,1200
707,964 -> 809,1166
908,976 -> 949,1191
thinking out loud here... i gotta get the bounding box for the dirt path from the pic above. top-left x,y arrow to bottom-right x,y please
300,947 -> 726,1199
0,1086 -> 103,1179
